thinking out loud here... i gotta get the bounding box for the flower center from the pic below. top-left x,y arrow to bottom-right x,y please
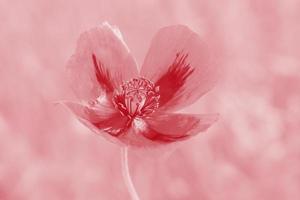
113,77 -> 160,118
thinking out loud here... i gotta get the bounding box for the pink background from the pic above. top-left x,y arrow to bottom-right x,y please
1,0 -> 300,199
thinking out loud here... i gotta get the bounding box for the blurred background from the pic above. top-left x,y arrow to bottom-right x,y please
1,0 -> 300,199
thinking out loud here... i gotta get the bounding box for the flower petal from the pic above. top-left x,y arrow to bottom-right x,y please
67,22 -> 138,101
140,112 -> 219,143
62,101 -> 131,139
141,25 -> 218,111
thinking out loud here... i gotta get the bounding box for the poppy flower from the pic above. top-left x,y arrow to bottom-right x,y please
63,22 -> 219,147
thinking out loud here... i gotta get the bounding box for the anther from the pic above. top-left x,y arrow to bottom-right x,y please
113,77 -> 160,118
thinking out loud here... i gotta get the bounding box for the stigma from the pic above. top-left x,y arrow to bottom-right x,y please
113,77 -> 160,119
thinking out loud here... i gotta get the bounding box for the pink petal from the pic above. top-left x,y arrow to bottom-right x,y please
67,22 -> 138,101
140,25 -> 218,111
117,127 -> 159,147
62,101 -> 130,140
140,112 -> 219,143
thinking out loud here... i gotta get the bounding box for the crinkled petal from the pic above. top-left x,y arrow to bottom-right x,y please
140,112 -> 219,143
67,22 -> 138,101
62,101 -> 130,141
118,127 -> 159,147
140,25 -> 218,111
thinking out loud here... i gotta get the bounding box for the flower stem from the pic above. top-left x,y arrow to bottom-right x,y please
121,147 -> 140,200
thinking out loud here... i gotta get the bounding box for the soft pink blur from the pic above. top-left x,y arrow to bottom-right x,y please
1,0 -> 300,200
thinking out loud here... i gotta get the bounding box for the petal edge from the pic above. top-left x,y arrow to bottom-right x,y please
141,112 -> 219,143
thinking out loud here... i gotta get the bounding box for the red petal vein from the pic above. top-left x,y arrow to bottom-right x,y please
155,52 -> 194,108
92,54 -> 114,93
